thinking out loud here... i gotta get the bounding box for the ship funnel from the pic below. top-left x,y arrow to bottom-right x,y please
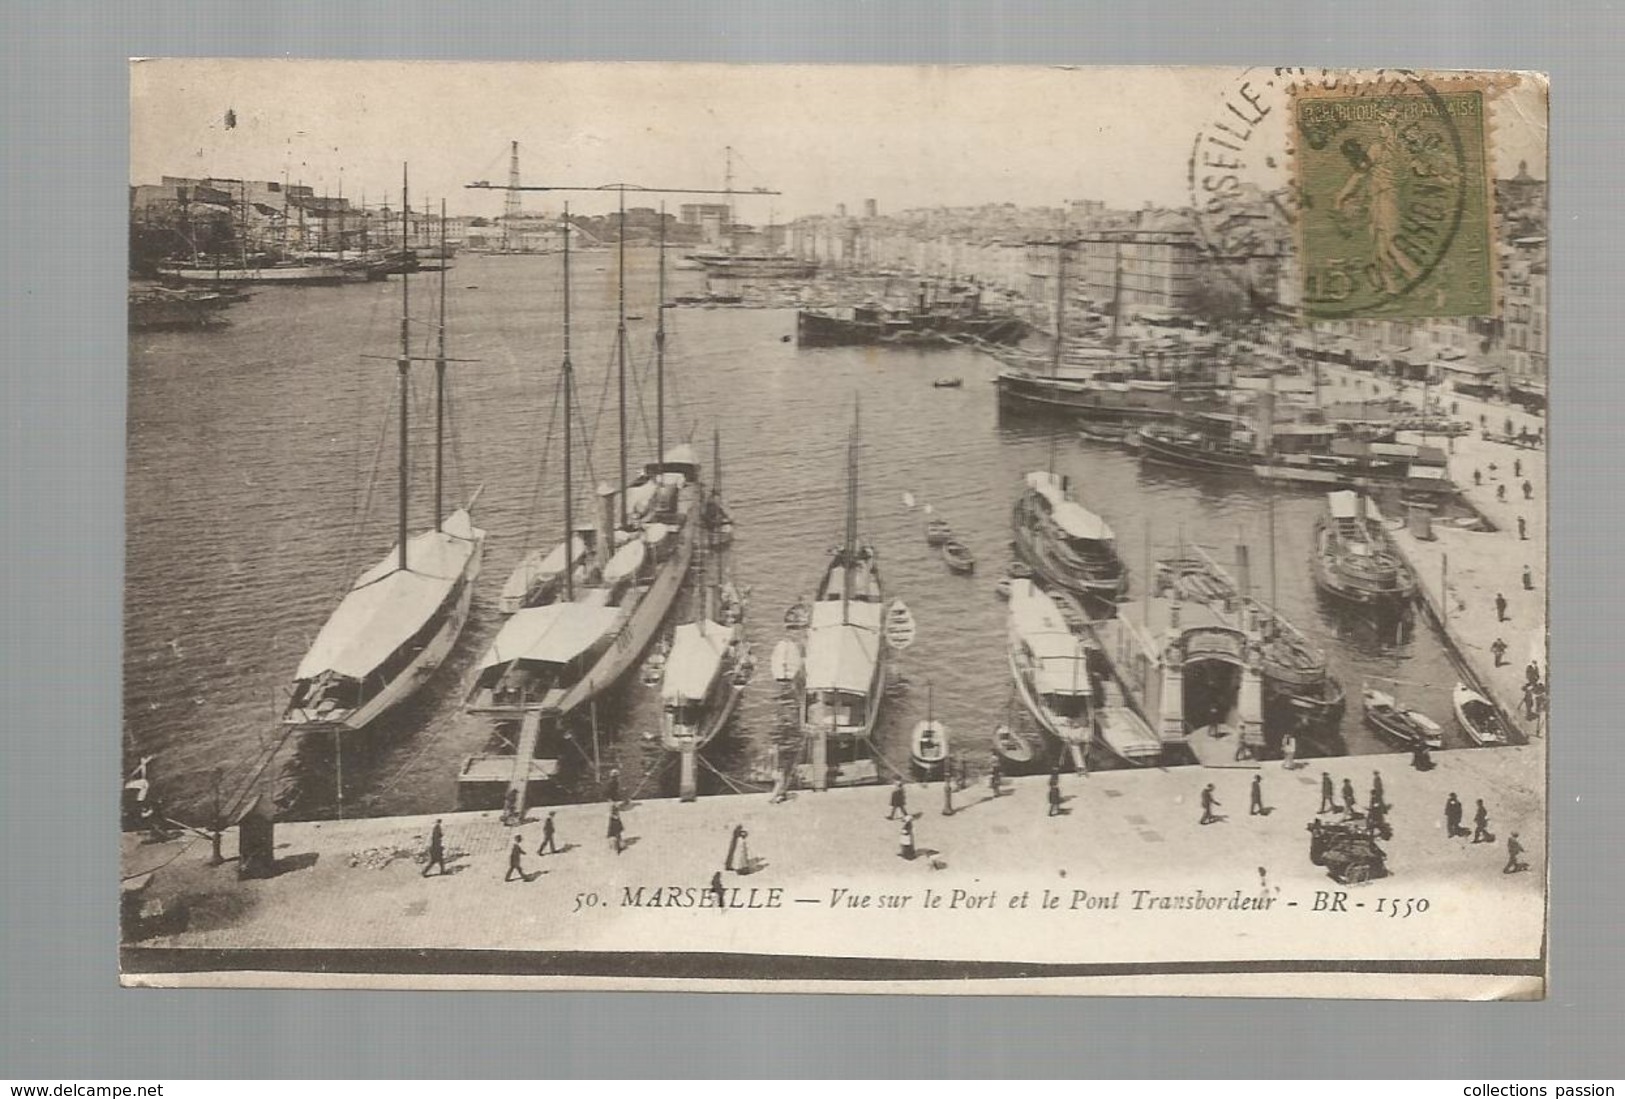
1254,389 -> 1276,454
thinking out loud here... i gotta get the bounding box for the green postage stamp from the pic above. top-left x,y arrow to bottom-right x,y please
1293,76 -> 1494,319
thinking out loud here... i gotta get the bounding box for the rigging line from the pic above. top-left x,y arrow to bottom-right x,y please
522,378 -> 566,549
344,378 -> 399,596
696,755 -> 772,795
627,754 -> 675,803
585,332 -> 619,481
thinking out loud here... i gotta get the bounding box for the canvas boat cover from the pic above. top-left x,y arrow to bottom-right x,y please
296,510 -> 482,681
1008,580 -> 1091,695
661,620 -> 734,703
499,535 -> 587,602
476,600 -> 623,673
804,598 -> 882,694
603,538 -> 648,584
1024,471 -> 1114,542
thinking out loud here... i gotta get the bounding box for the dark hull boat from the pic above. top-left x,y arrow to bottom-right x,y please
797,293 -> 1027,350
1312,490 -> 1418,616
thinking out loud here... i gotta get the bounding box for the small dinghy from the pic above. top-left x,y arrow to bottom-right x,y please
932,377 -> 964,389
1077,424 -> 1129,445
783,600 -> 811,630
911,685 -> 949,775
992,722 -> 1038,769
994,577 -> 1013,600
1362,687 -> 1444,750
1453,682 -> 1512,747
1006,560 -> 1034,580
884,599 -> 917,650
942,539 -> 976,574
770,638 -> 803,683
925,517 -> 953,546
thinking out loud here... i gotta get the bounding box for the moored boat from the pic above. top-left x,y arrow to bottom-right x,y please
1005,579 -> 1093,770
910,685 -> 949,776
992,723 -> 1039,771
941,539 -> 976,574
284,174 -> 485,737
1452,683 -> 1512,747
1157,546 -> 1345,748
1012,470 -> 1128,607
1362,686 -> 1444,750
924,517 -> 953,546
800,410 -> 888,750
1311,490 -> 1418,614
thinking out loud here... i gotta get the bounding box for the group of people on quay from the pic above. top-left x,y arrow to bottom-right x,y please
410,745 -> 1534,888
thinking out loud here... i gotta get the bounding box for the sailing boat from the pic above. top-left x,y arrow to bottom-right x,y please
467,201 -> 700,722
284,176 -> 486,734
659,442 -> 751,757
799,406 -> 888,746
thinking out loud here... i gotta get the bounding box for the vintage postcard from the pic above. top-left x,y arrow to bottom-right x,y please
123,62 -> 1549,997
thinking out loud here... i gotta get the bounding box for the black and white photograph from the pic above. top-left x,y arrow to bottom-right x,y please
120,60 -> 1550,998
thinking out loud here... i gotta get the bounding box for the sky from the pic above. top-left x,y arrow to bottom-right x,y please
131,61 -> 1547,221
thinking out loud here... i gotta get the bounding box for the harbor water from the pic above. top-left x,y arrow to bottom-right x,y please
126,250 -> 1463,821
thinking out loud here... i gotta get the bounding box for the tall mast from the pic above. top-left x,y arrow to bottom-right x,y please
1049,231 -> 1067,476
396,164 -> 411,571
435,197 -> 448,529
562,204 -> 575,602
1108,236 -> 1123,348
656,203 -> 667,466
503,140 -> 522,254
842,403 -> 859,623
616,189 -> 629,527
337,171 -> 344,262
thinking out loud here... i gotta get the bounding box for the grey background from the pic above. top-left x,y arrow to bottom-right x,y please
2,0 -> 1618,1079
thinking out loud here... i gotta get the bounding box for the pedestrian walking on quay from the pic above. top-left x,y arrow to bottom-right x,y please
1521,681 -> 1539,720
710,870 -> 728,911
899,817 -> 916,861
536,812 -> 559,856
1522,479 -> 1533,501
1523,565 -> 1534,591
1319,772 -> 1339,814
1341,777 -> 1359,817
733,827 -> 752,874
1445,793 -> 1465,838
725,823 -> 744,870
1370,771 -> 1386,813
606,768 -> 622,808
1492,636 -> 1509,667
988,756 -> 1003,798
1047,779 -> 1062,817
1526,661 -> 1542,687
1495,592 -> 1509,622
1504,833 -> 1528,874
505,834 -> 528,882
887,780 -> 907,820
1517,515 -> 1527,541
942,769 -> 955,817
1200,783 -> 1222,825
1367,799 -> 1392,841
608,806 -> 625,855
1513,458 -> 1522,479
1280,732 -> 1301,770
1472,799 -> 1492,844
1249,774 -> 1266,816
1412,741 -> 1435,771
1496,484 -> 1507,503
422,818 -> 447,877
1473,468 -> 1483,487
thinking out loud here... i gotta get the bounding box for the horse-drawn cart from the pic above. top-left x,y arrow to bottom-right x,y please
1307,818 -> 1389,884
